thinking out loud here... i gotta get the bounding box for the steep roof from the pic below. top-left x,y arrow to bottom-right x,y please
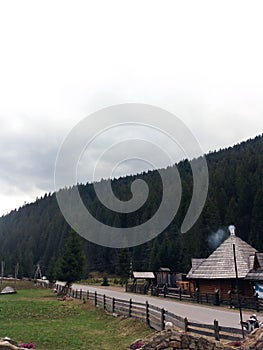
191,259 -> 206,270
245,270 -> 263,281
187,233 -> 258,279
246,253 -> 263,281
256,253 -> 263,269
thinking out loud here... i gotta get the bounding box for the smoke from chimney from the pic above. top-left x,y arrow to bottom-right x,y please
208,228 -> 228,250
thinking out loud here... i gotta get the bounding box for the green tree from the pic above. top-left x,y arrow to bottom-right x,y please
55,230 -> 86,286
115,248 -> 130,284
47,256 -> 57,284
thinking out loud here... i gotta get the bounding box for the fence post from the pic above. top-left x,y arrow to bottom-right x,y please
112,297 -> 115,313
195,288 -> 199,303
161,308 -> 165,330
87,290 -> 89,300
184,317 -> 189,332
95,291 -> 97,306
255,294 -> 260,313
179,287 -> 182,301
129,298 -> 132,317
103,294 -> 106,310
80,289 -> 82,299
214,320 -> 220,341
214,289 -> 220,306
146,301 -> 150,326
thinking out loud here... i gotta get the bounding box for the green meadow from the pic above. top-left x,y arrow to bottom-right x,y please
0,281 -> 152,350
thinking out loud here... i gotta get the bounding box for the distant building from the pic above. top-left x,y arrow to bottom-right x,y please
246,252 -> 263,298
157,268 -> 173,286
126,271 -> 155,294
156,267 -> 183,288
187,226 -> 258,300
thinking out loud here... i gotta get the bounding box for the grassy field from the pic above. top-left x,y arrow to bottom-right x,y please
0,281 -> 152,350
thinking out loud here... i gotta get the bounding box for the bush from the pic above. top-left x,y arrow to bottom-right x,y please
101,276 -> 109,286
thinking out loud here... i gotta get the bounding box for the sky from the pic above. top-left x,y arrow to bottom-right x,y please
0,0 -> 263,216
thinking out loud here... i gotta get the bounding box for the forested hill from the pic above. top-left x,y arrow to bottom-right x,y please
0,135 -> 263,279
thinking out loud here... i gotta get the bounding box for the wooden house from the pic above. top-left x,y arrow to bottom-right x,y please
187,227 -> 258,300
246,253 -> 263,298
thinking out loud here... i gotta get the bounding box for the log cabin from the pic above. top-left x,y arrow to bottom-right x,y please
187,226 -> 258,300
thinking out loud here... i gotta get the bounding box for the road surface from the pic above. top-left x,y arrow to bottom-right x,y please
57,282 -> 261,328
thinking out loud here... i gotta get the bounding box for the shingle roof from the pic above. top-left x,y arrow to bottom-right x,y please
256,253 -> 263,269
133,272 -> 155,279
191,259 -> 206,270
245,270 -> 263,281
187,233 -> 258,279
245,253 -> 263,281
159,267 -> 171,272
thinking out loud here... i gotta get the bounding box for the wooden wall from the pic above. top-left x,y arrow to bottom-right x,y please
189,278 -> 254,300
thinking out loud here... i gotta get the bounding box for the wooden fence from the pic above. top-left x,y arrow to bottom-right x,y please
52,283 -> 247,342
154,286 -> 263,312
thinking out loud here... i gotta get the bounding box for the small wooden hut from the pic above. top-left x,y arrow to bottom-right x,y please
156,267 -> 171,286
187,227 -> 257,300
126,271 -> 155,294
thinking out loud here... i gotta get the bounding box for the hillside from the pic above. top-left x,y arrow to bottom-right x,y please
0,134 -> 263,278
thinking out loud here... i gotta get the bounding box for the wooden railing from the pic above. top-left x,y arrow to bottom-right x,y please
155,286 -> 263,312
53,283 -> 247,342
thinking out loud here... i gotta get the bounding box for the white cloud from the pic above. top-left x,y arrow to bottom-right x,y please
0,0 -> 263,215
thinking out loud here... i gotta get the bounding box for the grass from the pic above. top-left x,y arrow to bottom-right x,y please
0,282 -> 152,350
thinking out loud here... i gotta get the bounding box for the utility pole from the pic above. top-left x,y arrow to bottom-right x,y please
129,257 -> 133,280
34,264 -> 42,281
233,244 -> 245,338
14,263 -> 19,291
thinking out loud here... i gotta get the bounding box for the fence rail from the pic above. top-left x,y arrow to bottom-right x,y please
155,286 -> 263,312
50,282 -> 247,342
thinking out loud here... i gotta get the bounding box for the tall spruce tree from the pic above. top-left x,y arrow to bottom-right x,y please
55,230 -> 86,287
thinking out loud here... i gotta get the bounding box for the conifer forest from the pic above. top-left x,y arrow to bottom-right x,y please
0,135 -> 262,279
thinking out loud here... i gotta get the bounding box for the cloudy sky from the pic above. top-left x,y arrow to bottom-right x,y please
0,0 -> 263,216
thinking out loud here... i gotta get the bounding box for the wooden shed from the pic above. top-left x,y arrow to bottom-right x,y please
126,271 -> 155,294
156,267 -> 171,286
187,227 -> 258,300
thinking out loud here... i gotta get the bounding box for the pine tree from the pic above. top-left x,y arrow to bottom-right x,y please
55,230 -> 86,286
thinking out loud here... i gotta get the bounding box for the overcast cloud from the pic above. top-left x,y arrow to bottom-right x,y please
0,0 -> 263,216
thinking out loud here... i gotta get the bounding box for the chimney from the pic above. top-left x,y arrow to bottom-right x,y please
228,225 -> 236,236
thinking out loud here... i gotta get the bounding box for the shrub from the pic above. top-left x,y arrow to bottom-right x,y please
101,276 -> 109,286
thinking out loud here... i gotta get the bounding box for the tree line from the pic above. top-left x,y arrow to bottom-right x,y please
0,134 -> 262,281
